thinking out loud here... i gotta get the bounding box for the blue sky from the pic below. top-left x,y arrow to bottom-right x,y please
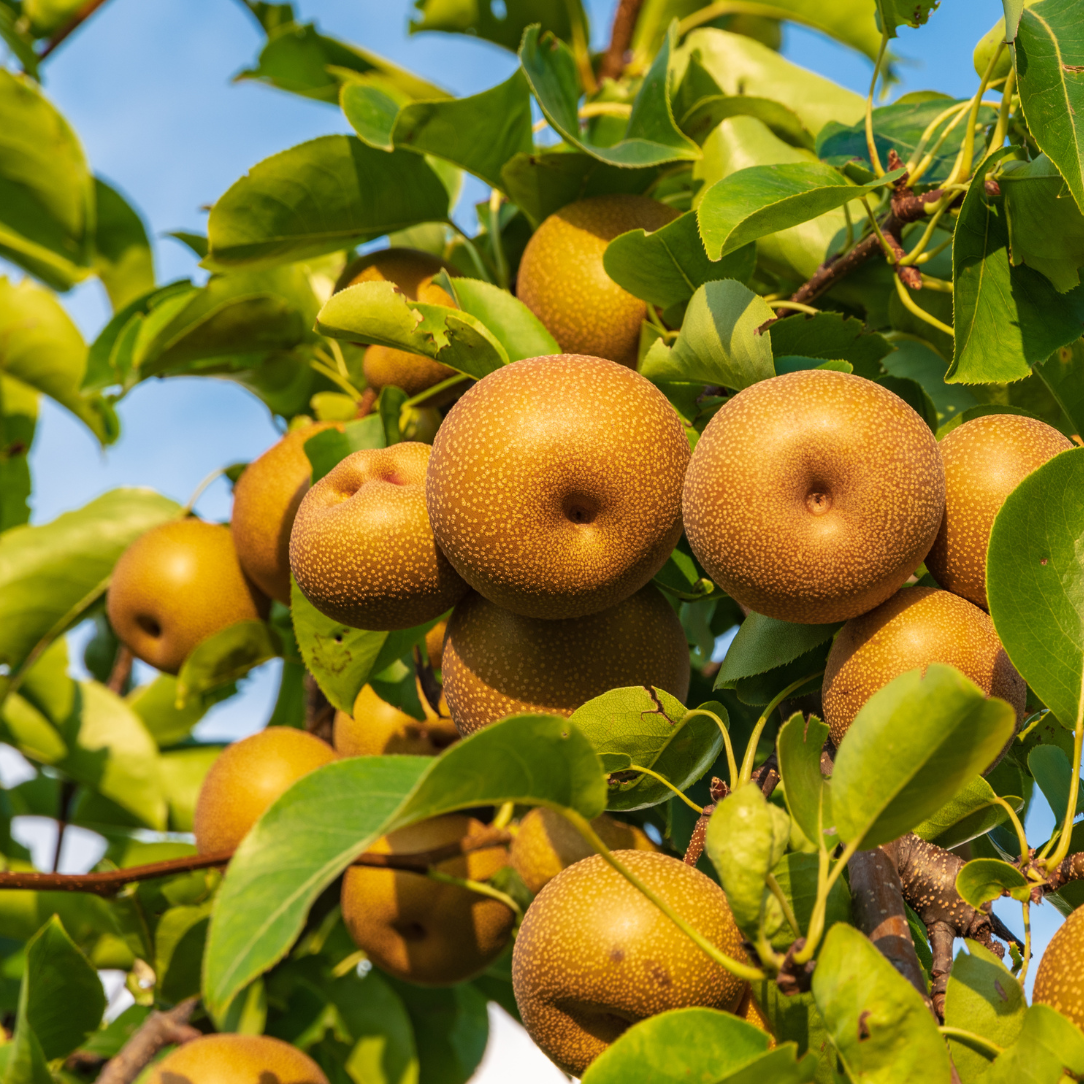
6,0 -> 1055,995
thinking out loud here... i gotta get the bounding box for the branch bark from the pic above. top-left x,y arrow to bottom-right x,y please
96,996 -> 200,1084
0,828 -> 511,896
598,0 -> 645,81
106,645 -> 133,695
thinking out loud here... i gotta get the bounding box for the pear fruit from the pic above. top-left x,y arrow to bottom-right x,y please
512,850 -> 747,1076
231,421 -> 343,605
511,807 -> 657,894
193,726 -> 337,854
290,442 -> 468,630
107,519 -> 269,675
516,195 -> 678,367
925,413 -> 1072,609
1033,903 -> 1084,1031
426,354 -> 690,620
425,618 -> 447,671
337,247 -> 458,397
148,1033 -> 328,1084
341,813 -> 514,985
333,682 -> 459,757
822,586 -> 1026,747
442,585 -> 691,735
683,370 -> 945,623
736,985 -> 774,1039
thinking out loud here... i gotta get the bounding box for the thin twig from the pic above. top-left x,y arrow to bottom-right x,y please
106,645 -> 134,695
598,0 -> 646,81
683,802 -> 715,866
97,997 -> 201,1084
38,0 -> 110,59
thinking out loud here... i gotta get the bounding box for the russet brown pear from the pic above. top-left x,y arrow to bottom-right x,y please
193,726 -> 337,855
516,195 -> 678,367
426,354 -> 690,620
341,814 -> 514,985
290,442 -> 468,630
1033,902 -> 1084,1032
926,413 -> 1072,609
148,1033 -> 328,1084
333,682 -> 458,757
231,421 -> 343,604
441,585 -> 691,735
511,807 -> 657,894
683,369 -> 945,624
107,519 -> 269,675
336,247 -> 459,397
822,586 -> 1026,748
512,851 -> 747,1076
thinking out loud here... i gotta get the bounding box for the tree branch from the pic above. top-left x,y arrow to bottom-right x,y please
304,672 -> 335,744
106,645 -> 133,695
96,996 -> 200,1084
38,0 -> 111,60
0,828 -> 511,897
598,0 -> 646,81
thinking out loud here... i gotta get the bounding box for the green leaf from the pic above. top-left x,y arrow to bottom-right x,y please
603,210 -> 756,309
749,983 -> 837,1082
410,0 -> 586,53
675,30 -> 864,138
92,178 -> 155,312
956,857 -> 1031,907
579,1007 -> 779,1084
303,416 -> 385,485
239,21 -> 447,104
831,665 -> 1018,849
388,977 -> 489,1084
777,712 -> 833,848
875,0 -> 939,36
768,312 -> 893,377
912,775 -> 1021,849
1028,744 -> 1084,819
156,903 -> 211,1002
813,923 -> 952,1084
316,280 -> 508,381
882,338 -> 978,425
127,674 -> 228,748
569,686 -> 724,810
640,279 -> 774,389
205,136 -> 450,270
698,163 -> 902,261
944,940 -> 1025,1081
0,489 -> 180,695
982,1003 -> 1084,1083
765,852 -> 850,953
817,98 -> 996,185
0,276 -> 114,443
19,915 -> 105,1061
443,276 -> 559,361
1014,0 -> 1084,215
987,447 -> 1084,731
174,620 -> 280,707
716,614 -> 840,691
705,782 -> 790,937
1036,340 -> 1084,436
950,149 -> 1084,384
0,70 -> 92,290
679,94 -> 815,151
0,375 -> 36,533
160,746 -> 222,832
337,969 -> 419,1084
520,24 -> 699,169
204,713 -> 606,1014
0,8 -> 39,79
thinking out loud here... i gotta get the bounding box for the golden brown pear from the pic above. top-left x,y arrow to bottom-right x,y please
147,1033 -> 328,1084
1033,903 -> 1084,1031
107,519 -> 269,675
442,585 -> 691,735
512,851 -> 747,1076
341,814 -> 514,985
925,413 -> 1072,609
516,196 -> 679,367
822,587 -> 1026,748
231,421 -> 343,605
289,442 -> 468,630
736,985 -> 775,1040
333,682 -> 459,757
682,370 -> 945,624
193,727 -> 337,855
335,247 -> 459,397
426,354 -> 690,620
511,807 -> 657,894
425,619 -> 447,671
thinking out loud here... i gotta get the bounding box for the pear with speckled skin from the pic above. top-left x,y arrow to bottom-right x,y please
290,442 -> 468,630
926,413 -> 1072,610
822,586 -> 1026,748
516,195 -> 678,367
341,814 -> 514,985
511,808 -> 656,894
512,851 -> 747,1076
683,369 -> 945,624
426,354 -> 690,621
148,1034 -> 329,1084
231,420 -> 343,604
193,726 -> 337,855
107,519 -> 269,675
336,247 -> 459,397
334,682 -> 459,757
441,585 -> 691,735
1034,903 -> 1084,1031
